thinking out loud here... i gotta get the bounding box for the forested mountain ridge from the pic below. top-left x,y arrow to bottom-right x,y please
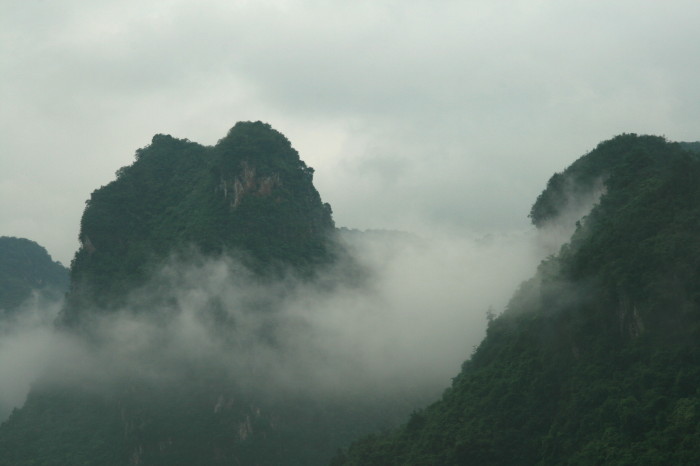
335,134 -> 700,465
0,236 -> 68,317
5,130 -> 700,465
0,123 -> 414,466
63,121 -> 335,322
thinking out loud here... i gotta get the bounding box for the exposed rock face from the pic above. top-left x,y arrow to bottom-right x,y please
224,161 -> 281,208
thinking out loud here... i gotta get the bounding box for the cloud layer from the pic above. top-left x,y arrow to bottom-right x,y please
3,1 -> 700,264
0,227 -> 544,421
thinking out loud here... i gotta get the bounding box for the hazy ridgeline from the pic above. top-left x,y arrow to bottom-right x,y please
4,129 -> 700,465
336,135 -> 700,465
0,123 -> 543,465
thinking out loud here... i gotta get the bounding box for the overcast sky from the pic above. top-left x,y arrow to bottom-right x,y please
3,0 -> 700,265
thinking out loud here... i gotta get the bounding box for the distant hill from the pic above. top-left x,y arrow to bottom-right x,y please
335,135 -> 700,465
0,236 -> 68,317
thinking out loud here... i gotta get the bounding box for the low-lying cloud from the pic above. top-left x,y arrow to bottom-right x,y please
0,295 -> 63,420
1,226 -> 547,422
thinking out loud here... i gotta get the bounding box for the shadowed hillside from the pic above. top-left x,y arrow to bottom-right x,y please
336,134 -> 700,465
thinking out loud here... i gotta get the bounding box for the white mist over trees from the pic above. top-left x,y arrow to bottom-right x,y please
1,228 -> 543,420
0,122 -> 610,464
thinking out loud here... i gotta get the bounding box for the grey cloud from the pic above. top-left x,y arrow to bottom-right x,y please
3,0 -> 700,264
0,228 -> 541,421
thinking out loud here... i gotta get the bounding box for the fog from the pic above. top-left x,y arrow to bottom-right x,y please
0,295 -> 63,420
0,153 -> 607,427
0,226 -> 552,422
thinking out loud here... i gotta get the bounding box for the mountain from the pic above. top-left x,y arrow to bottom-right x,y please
335,134 -> 700,465
63,121 -> 335,323
0,122 -> 415,466
0,236 -> 68,318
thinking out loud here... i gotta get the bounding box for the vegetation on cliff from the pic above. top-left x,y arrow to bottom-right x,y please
64,121 -> 335,321
0,122 -> 412,466
336,135 -> 700,465
5,129 -> 700,465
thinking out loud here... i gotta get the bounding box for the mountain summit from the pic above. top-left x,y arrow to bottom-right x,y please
0,123 -> 410,466
63,121 -> 335,321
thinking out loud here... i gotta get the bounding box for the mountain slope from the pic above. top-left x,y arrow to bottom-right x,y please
336,134 -> 700,465
64,121 -> 334,320
0,123 -> 412,466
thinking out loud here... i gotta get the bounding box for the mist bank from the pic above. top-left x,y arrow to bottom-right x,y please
0,295 -> 63,421
0,130 -> 608,466
334,135 -> 700,465
0,225 -> 556,422
0,157 -> 599,425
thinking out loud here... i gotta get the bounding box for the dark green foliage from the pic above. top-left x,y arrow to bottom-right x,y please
0,236 -> 68,316
679,141 -> 700,154
0,357 -> 417,466
63,121 -> 335,321
529,134 -> 682,227
337,134 -> 700,465
0,386 -> 126,466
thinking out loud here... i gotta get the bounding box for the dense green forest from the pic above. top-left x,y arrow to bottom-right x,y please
0,236 -> 68,317
0,122 -> 417,466
335,134 -> 700,465
64,121 -> 335,322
